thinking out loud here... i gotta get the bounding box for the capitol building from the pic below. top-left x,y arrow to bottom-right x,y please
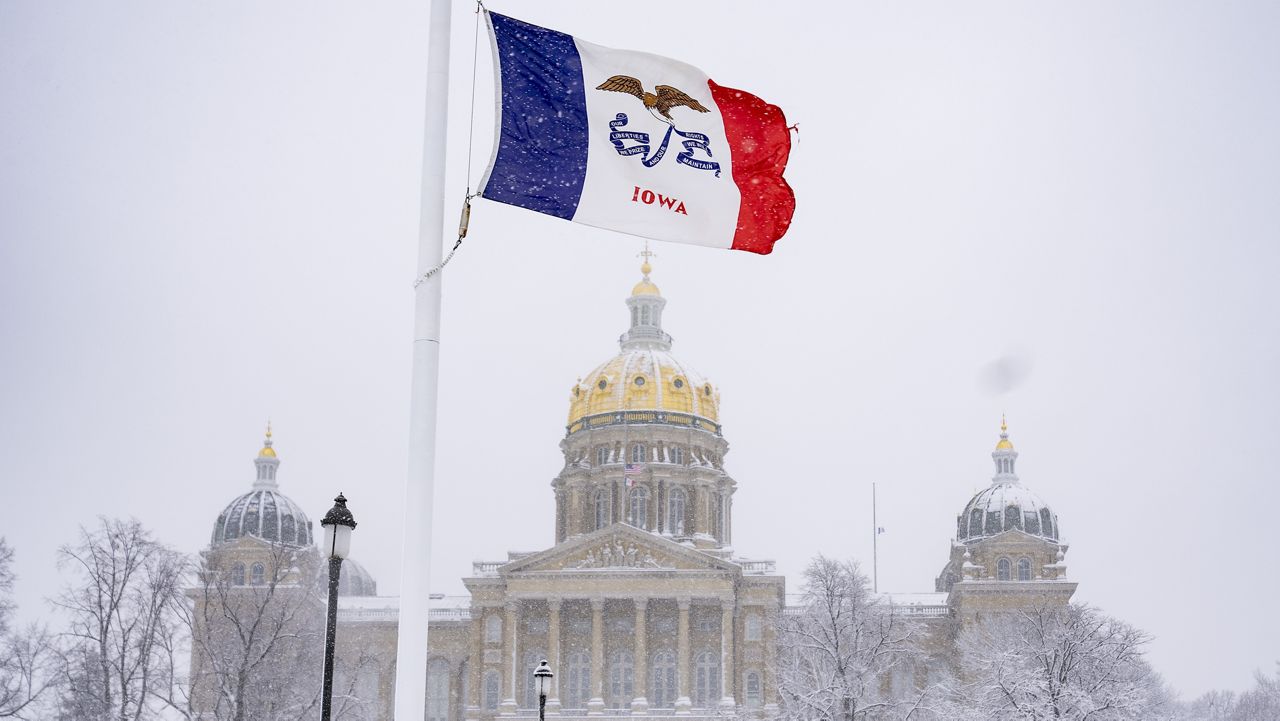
192,261 -> 1076,720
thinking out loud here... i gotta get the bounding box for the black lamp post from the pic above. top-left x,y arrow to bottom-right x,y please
320,493 -> 357,721
534,660 -> 553,721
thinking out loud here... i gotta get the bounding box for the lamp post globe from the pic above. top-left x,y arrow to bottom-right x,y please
320,493 -> 357,721
534,660 -> 553,721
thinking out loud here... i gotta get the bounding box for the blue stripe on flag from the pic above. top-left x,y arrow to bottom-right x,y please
483,13 -> 589,221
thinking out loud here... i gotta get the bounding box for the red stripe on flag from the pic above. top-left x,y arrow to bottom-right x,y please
708,79 -> 796,255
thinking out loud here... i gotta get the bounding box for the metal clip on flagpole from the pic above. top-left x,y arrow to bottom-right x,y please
413,194 -> 473,289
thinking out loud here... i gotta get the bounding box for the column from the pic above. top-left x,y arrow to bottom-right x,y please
674,597 -> 692,714
631,598 -> 649,714
466,610 -> 484,721
761,600 -> 779,718
719,599 -> 736,710
547,598 -> 562,714
498,601 -> 519,715
587,598 -> 606,715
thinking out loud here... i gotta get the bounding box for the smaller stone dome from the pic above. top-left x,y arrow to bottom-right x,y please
212,489 -> 313,548
329,559 -> 378,597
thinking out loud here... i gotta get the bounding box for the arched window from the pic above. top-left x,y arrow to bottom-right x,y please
484,615 -> 502,643
522,651 -> 546,708
595,490 -> 609,530
564,652 -> 591,710
250,563 -> 265,585
667,488 -> 686,535
631,444 -> 646,464
1017,557 -> 1032,581
483,670 -> 501,711
744,670 -> 762,708
968,508 -> 982,537
427,658 -> 451,721
694,651 -> 720,709
628,486 -> 649,529
650,651 -> 676,709
997,558 -> 1011,581
230,563 -> 245,586
608,650 -> 634,709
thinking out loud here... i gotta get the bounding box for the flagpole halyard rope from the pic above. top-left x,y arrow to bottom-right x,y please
414,0 -> 485,290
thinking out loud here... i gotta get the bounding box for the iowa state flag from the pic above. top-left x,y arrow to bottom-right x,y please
478,11 -> 795,255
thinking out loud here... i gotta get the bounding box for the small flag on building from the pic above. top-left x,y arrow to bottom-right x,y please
479,11 -> 795,254
624,464 -> 644,478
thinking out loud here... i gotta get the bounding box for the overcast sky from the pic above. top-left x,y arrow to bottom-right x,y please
2,0 -> 1278,700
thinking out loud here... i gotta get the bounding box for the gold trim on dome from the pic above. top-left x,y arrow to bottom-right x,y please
567,348 -> 719,431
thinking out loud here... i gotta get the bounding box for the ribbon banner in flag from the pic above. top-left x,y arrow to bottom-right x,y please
478,11 -> 795,254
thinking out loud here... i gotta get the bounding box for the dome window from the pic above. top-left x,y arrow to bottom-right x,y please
596,447 -> 609,466
282,515 -> 296,544
1024,511 -> 1040,535
634,376 -> 646,386
673,378 -> 685,389
598,378 -> 608,391
631,444 -> 646,464
573,386 -> 581,397
985,511 -> 1002,536
1017,557 -> 1033,581
996,558 -> 1011,581
968,508 -> 982,538
1004,505 -> 1022,531
1040,508 -> 1055,539
704,384 -> 712,396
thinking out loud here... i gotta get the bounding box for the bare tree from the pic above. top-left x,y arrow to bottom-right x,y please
51,518 -> 188,721
1231,664 -> 1280,721
947,603 -> 1167,721
183,541 -> 324,721
776,556 -> 926,721
0,539 -> 59,719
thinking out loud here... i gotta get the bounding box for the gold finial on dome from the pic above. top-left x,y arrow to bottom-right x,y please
632,243 -> 661,296
995,414 -> 1014,450
259,420 -> 277,458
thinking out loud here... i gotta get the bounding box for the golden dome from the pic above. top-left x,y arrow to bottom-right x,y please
567,347 -> 719,431
258,422 -> 277,458
994,415 -> 1014,450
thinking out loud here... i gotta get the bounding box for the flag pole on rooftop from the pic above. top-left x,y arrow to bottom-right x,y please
394,0 -> 451,717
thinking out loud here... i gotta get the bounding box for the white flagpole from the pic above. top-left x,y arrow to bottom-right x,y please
394,0 -> 451,717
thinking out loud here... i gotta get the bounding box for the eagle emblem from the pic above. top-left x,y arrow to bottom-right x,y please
595,75 -> 710,125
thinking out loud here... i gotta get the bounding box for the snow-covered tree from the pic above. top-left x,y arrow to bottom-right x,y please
947,603 -> 1167,720
0,538 -> 59,719
776,556 -> 928,721
184,541 -> 324,721
51,518 -> 188,721
1231,664 -> 1280,721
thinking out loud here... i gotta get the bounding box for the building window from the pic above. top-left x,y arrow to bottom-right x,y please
640,306 -> 651,325
1017,557 -> 1032,581
744,670 -> 762,708
427,658 -> 451,721
483,670 -> 501,711
628,487 -> 649,529
523,651 -> 546,708
651,651 -> 676,709
667,488 -> 686,535
694,651 -> 720,708
631,444 -> 646,464
1040,508 -> 1055,539
670,446 -> 684,464
597,447 -> 609,466
250,563 -> 265,586
745,613 -> 762,642
281,515 -> 296,544
1005,505 -> 1022,531
985,511 -> 1002,536
595,490 -> 610,530
565,652 -> 591,710
608,650 -> 634,709
1024,511 -> 1040,535
997,558 -> 1011,581
230,563 -> 245,586
484,615 -> 502,643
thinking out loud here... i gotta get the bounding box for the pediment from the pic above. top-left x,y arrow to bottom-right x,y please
500,524 -> 737,575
